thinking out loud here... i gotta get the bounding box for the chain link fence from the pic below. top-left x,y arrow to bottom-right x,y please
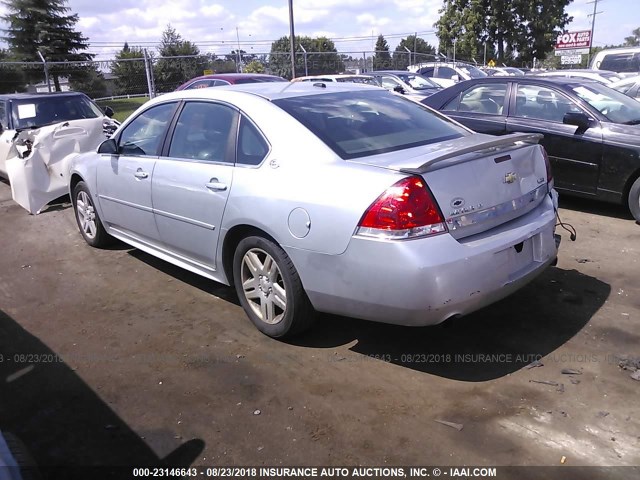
0,50 -> 458,100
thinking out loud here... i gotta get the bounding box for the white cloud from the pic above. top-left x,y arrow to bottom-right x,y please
356,14 -> 391,28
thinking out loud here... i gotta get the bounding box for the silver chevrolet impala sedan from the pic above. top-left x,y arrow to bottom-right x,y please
69,82 -> 560,338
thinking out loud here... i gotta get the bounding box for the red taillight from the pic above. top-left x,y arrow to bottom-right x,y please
357,176 -> 447,239
541,146 -> 553,183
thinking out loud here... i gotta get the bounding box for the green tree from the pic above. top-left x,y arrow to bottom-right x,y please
68,64 -> 107,98
0,48 -> 26,93
269,35 -> 344,79
244,60 -> 265,74
393,35 -> 437,70
373,34 -> 392,70
110,43 -> 148,96
436,0 -> 572,65
154,25 -> 208,92
624,27 -> 640,46
1,0 -> 94,90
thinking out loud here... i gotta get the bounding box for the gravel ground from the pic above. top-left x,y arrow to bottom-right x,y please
0,179 -> 638,475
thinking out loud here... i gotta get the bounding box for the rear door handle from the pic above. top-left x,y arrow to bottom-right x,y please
205,178 -> 227,191
134,169 -> 149,179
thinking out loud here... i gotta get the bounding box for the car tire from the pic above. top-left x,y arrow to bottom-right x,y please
233,236 -> 316,338
628,176 -> 640,223
72,181 -> 112,248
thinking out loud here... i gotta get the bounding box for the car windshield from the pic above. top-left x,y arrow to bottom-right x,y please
11,95 -> 103,130
571,83 -> 640,124
396,73 -> 439,90
458,65 -> 488,78
273,90 -> 466,159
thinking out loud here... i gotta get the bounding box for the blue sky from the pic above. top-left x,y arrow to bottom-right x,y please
0,0 -> 637,59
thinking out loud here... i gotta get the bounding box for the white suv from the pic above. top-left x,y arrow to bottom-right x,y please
408,62 -> 487,87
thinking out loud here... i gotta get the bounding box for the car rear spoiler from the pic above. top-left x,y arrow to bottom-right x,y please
400,133 -> 544,175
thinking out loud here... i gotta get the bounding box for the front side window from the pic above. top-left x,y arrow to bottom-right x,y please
380,76 -> 402,89
571,82 -> 640,124
457,83 -> 507,115
273,90 -> 466,159
513,85 -> 581,123
118,102 -> 177,156
168,102 -> 236,162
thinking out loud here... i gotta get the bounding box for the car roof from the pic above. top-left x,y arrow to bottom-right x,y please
154,81 -> 383,103
187,73 -> 284,81
442,76 -> 588,86
0,92 -> 87,101
373,70 -> 413,75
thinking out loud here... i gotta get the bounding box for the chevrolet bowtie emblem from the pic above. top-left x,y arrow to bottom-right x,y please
504,172 -> 518,184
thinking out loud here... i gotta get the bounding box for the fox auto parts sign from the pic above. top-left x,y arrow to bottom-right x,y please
556,30 -> 592,50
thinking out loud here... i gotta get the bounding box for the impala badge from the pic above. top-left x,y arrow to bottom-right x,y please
504,172 -> 518,184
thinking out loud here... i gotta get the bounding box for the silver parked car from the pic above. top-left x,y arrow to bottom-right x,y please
69,83 -> 560,338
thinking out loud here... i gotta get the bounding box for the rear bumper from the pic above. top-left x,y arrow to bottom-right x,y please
287,191 -> 559,326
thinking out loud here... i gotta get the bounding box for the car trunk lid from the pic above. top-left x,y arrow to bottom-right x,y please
349,133 -> 551,239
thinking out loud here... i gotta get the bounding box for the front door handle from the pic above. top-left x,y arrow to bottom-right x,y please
205,178 -> 227,191
134,169 -> 149,179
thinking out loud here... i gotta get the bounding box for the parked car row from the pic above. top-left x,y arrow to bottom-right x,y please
6,58 -> 639,340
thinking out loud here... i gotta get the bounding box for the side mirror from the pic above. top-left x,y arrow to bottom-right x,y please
103,106 -> 114,118
393,85 -> 405,94
563,112 -> 592,131
98,138 -> 118,154
451,74 -> 460,82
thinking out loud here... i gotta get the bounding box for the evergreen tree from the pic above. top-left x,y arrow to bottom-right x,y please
372,35 -> 392,70
110,43 -> 148,96
0,48 -> 26,93
393,35 -> 436,70
1,0 -> 93,90
154,25 -> 207,92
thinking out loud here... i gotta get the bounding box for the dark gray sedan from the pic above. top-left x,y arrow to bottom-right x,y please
423,77 -> 640,221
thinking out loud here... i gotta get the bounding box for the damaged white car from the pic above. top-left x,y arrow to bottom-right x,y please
0,92 -> 118,214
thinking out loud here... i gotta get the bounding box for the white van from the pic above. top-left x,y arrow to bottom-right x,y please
590,47 -> 640,74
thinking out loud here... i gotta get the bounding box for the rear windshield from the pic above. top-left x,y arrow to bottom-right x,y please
273,90 -> 466,159
10,94 -> 103,129
234,76 -> 287,84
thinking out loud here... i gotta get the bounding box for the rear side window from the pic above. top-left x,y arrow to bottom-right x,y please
237,116 -> 269,165
168,102 -> 236,163
273,90 -> 466,159
457,83 -> 507,115
185,80 -> 216,89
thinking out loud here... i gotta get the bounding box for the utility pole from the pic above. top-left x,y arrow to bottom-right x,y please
587,0 -> 604,66
288,0 -> 296,79
236,26 -> 242,73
